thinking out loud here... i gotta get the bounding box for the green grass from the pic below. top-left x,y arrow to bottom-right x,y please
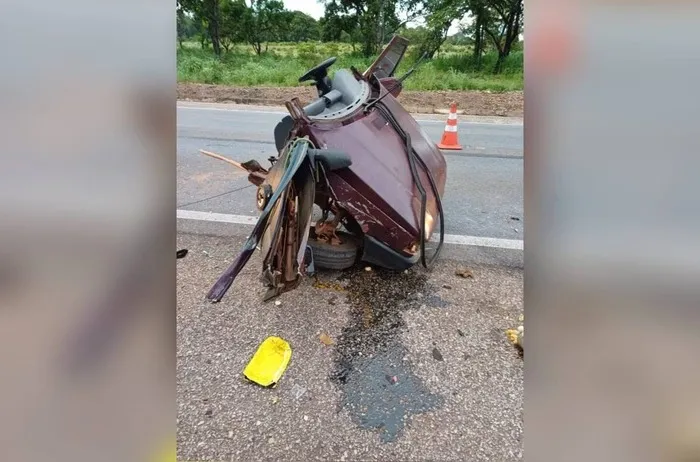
177,42 -> 523,92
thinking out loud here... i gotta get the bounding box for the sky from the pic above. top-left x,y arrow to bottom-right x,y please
283,0 -> 325,20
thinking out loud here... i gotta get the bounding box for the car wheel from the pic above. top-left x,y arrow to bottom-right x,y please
308,229 -> 361,270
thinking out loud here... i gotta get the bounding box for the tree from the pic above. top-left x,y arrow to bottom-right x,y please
467,0 -> 487,65
320,2 -> 358,43
202,0 -> 223,56
220,0 -> 248,52
280,11 -> 321,42
241,0 -> 286,55
482,0 -> 522,73
321,0 -> 413,57
396,24 -> 429,45
417,0 -> 469,59
178,0 -> 224,55
405,0 -> 523,72
177,2 -> 187,48
178,0 -> 207,48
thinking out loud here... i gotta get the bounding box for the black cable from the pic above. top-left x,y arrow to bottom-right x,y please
369,100 -> 445,267
410,141 -> 446,265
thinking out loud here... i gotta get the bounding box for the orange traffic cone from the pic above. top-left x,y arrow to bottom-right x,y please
437,102 -> 462,150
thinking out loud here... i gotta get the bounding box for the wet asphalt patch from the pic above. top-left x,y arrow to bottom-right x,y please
329,266 -> 448,443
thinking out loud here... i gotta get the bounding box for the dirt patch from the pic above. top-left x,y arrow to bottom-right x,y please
178,83 -> 523,118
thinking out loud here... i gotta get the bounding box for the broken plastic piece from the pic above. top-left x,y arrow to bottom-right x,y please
291,384 -> 307,400
506,326 -> 524,352
243,336 -> 292,387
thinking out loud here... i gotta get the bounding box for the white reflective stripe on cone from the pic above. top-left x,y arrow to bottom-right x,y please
448,112 -> 458,120
445,125 -> 457,132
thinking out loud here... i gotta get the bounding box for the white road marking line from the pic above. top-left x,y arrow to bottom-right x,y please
177,209 -> 524,251
440,234 -> 523,250
178,210 -> 258,225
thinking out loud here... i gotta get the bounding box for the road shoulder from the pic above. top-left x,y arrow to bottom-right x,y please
177,83 -> 524,119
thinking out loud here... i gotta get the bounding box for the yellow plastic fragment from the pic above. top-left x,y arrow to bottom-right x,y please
505,329 -> 520,345
243,336 -> 292,387
506,325 -> 524,350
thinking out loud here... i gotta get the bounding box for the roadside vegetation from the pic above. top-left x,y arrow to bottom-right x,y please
178,41 -> 523,92
177,0 -> 523,93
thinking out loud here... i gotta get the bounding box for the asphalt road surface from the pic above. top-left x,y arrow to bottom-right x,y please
177,104 -> 523,244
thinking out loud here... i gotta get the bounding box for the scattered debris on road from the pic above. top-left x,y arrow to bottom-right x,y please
506,322 -> 524,353
290,384 -> 307,400
243,336 -> 292,387
312,278 -> 346,292
319,333 -> 335,346
455,267 -> 474,279
510,216 -> 521,221
176,249 -> 189,259
432,347 -> 444,361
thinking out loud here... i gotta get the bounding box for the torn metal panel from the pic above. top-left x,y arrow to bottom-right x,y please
206,140 -> 315,302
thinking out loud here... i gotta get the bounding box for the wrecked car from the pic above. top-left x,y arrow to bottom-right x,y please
206,35 -> 447,302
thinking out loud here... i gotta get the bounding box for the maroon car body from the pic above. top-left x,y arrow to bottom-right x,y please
206,36 -> 447,302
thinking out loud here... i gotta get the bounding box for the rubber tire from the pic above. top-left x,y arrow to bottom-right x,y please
308,229 -> 361,270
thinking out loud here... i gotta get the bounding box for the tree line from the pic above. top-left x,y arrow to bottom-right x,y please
177,0 -> 523,73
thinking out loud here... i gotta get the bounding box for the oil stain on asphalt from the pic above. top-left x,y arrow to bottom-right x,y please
329,267 -> 448,442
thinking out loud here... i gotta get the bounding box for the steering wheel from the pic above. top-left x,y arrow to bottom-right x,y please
298,57 -> 337,96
